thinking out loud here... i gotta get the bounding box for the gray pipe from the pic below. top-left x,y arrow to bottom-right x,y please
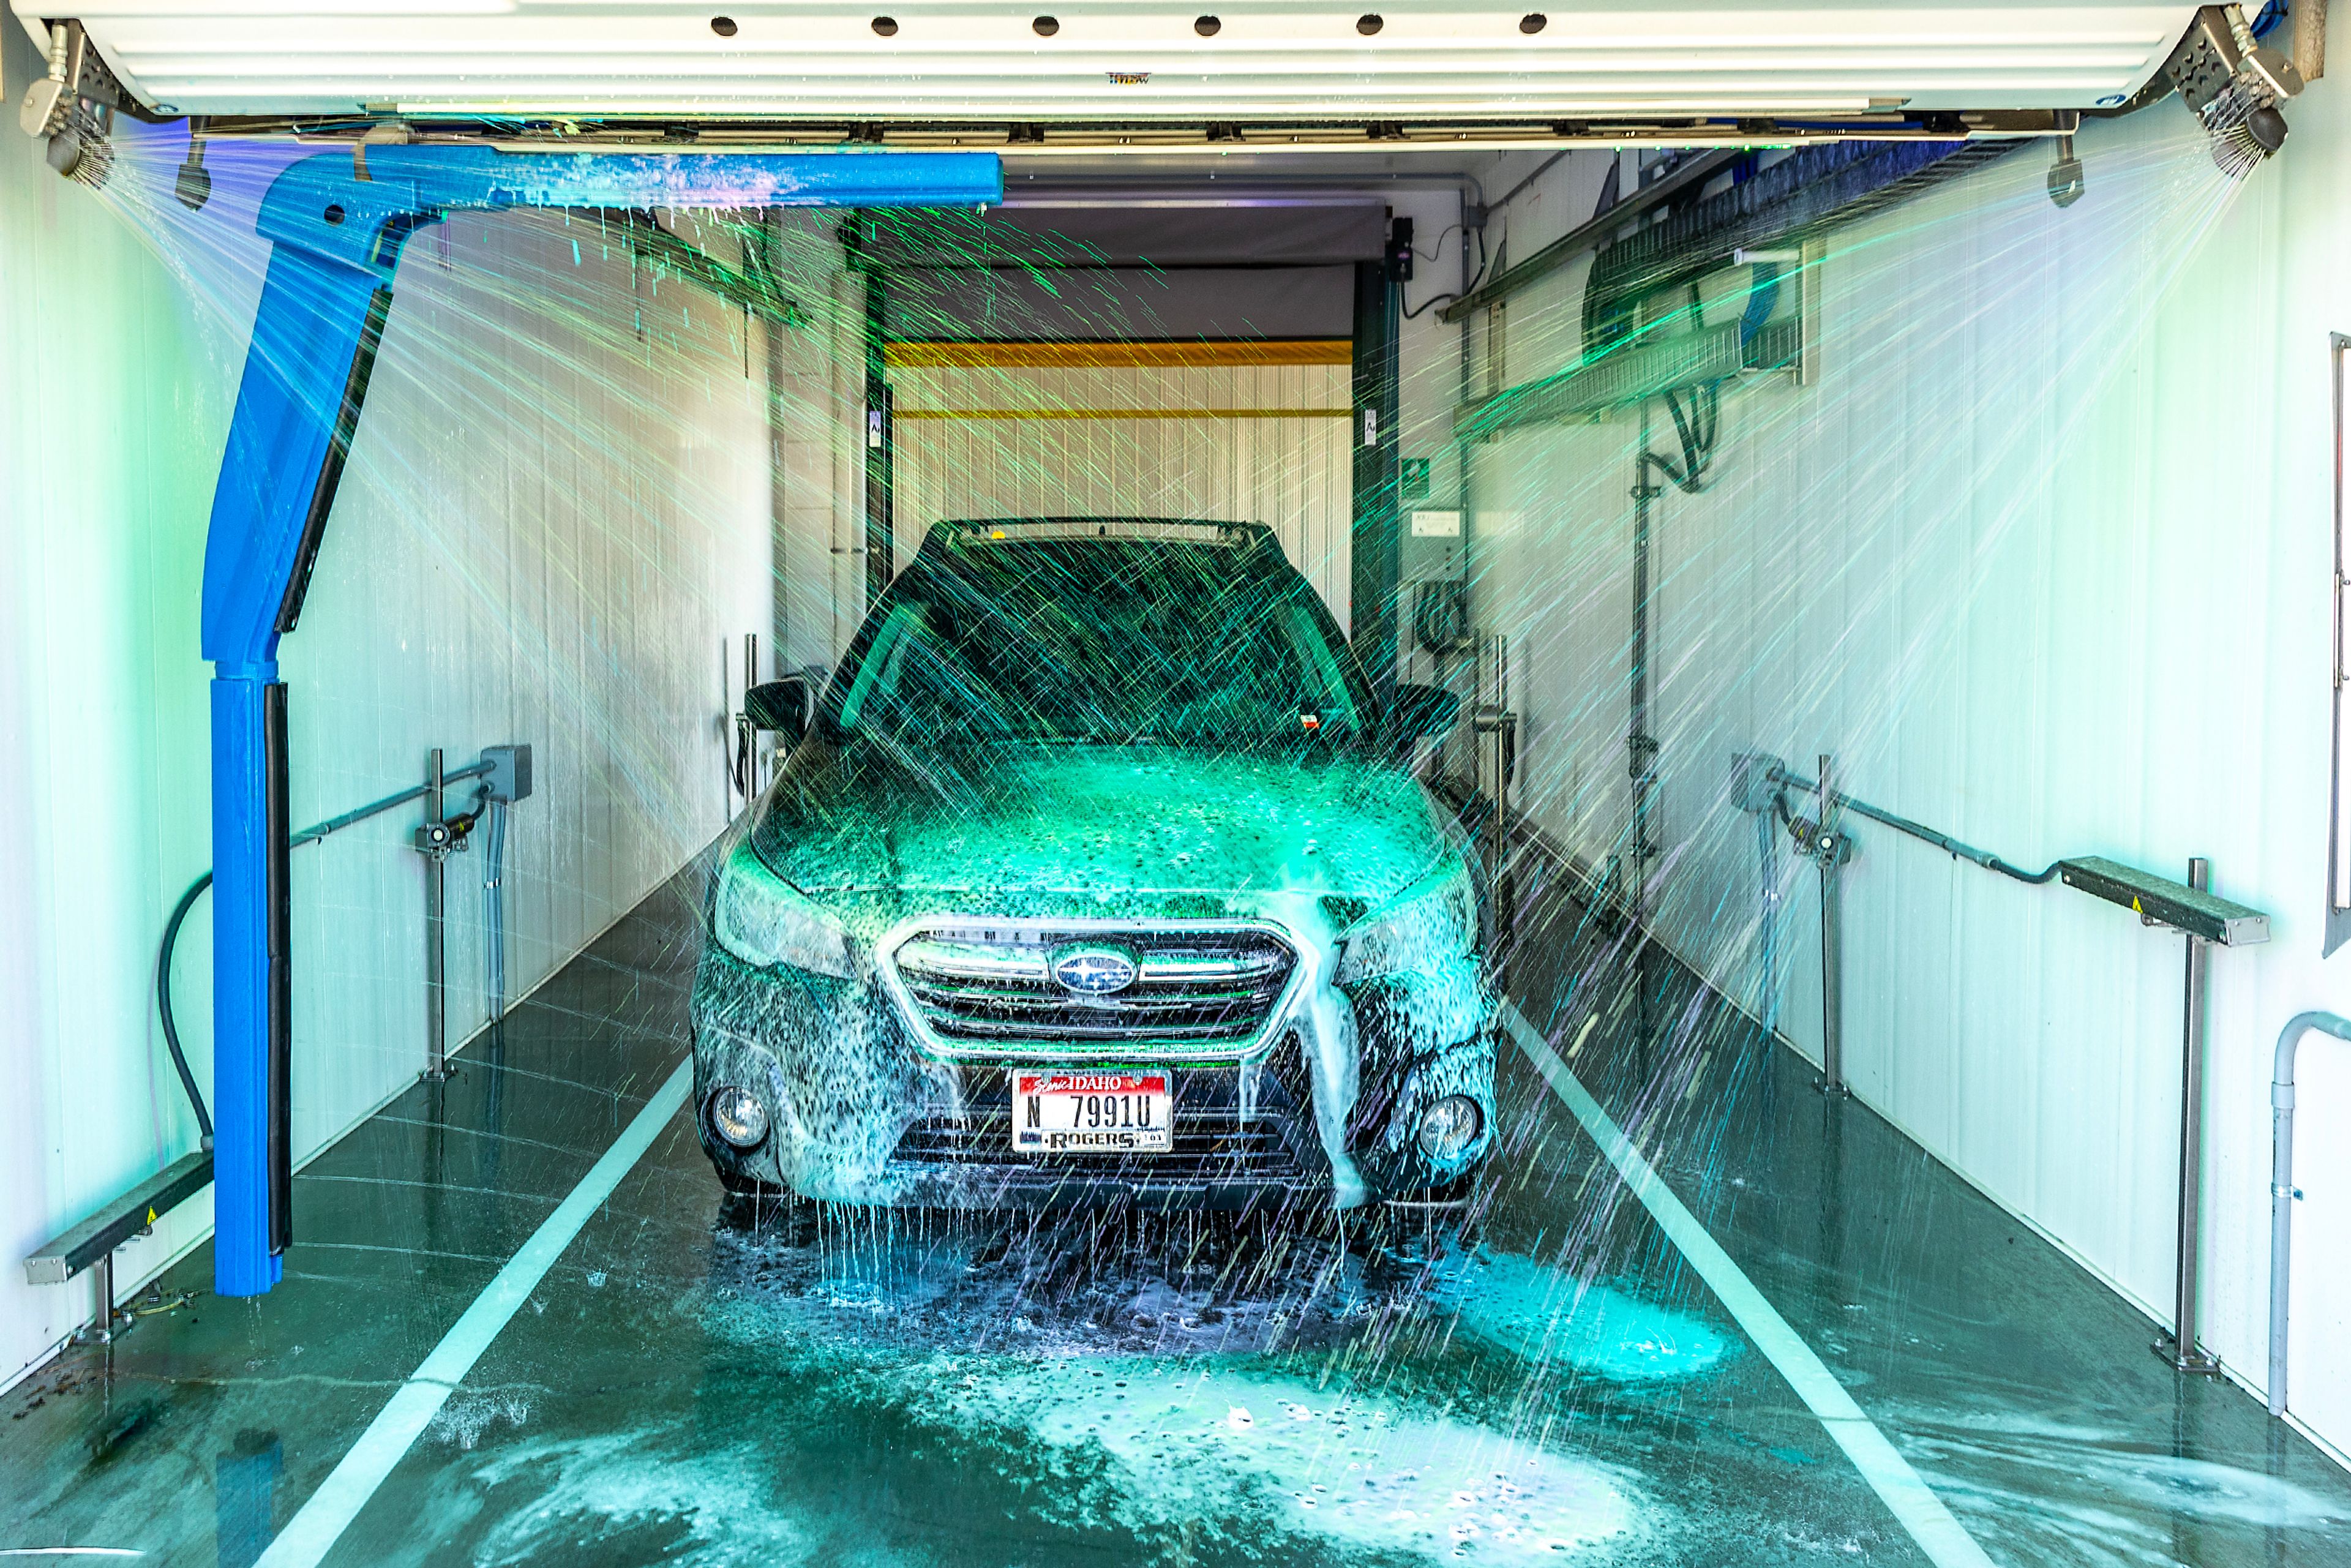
423,748 -> 448,1081
1756,805 -> 1782,1033
482,798 -> 508,1026
1817,754 -> 1847,1097
2271,1010 -> 2351,1416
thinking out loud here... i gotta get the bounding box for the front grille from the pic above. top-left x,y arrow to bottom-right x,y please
885,923 -> 1299,1060
894,1109 -> 1305,1180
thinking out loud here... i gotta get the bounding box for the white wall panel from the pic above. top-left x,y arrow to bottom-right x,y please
893,358 -> 1356,623
0,48 -> 793,1389
1469,64 -> 2351,1458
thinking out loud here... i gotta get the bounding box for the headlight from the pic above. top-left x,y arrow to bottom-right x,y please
1417,1095 -> 1484,1162
1335,860 -> 1477,985
707,1086 -> 770,1149
713,849 -> 852,978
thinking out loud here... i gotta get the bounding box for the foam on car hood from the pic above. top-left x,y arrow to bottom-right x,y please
750,741 -> 1453,910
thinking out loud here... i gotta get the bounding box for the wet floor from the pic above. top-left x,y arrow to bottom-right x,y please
6,857 -> 2349,1566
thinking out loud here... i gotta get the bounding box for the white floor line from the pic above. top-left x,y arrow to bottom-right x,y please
1501,1003 -> 1997,1568
255,1059 -> 695,1568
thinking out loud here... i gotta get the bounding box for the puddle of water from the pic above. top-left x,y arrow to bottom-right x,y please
708,1212 -> 1383,1357
1423,1250 -> 1731,1384
1911,1414 -> 2351,1565
448,1429 -> 910,1568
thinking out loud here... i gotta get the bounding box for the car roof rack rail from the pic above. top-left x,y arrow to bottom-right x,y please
939,517 -> 1275,548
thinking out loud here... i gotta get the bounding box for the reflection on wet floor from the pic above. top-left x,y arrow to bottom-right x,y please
3,865 -> 2350,1567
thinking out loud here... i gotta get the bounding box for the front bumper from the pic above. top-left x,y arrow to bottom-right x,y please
690,941 -> 1494,1209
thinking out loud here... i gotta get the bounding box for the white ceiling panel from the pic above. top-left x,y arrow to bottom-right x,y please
16,2 -> 2197,120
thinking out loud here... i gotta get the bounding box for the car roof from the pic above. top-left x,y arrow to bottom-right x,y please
915,517 -> 1297,580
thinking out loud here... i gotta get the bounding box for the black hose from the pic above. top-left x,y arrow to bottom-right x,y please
157,871 -> 216,1149
1769,768 -> 2060,884
1837,793 -> 2062,884
152,760 -> 497,1146
1643,382 -> 1720,496
1402,225 -> 1489,320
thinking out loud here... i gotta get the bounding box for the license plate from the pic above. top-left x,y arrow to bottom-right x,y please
1011,1069 -> 1172,1154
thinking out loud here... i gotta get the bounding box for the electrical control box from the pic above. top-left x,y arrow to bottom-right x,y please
482,744 -> 533,804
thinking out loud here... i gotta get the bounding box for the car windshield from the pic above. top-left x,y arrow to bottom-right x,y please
826,535 -> 1368,747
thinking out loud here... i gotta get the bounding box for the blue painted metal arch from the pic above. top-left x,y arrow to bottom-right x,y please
201,148 -> 1002,1294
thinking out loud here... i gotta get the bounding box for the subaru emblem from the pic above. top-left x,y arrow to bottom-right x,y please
1051,943 -> 1139,995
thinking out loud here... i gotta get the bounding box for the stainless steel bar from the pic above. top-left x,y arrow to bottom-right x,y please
721,638 -> 736,819
1757,805 -> 1782,1034
483,799 -> 507,1027
422,748 -> 450,1082
2165,857 -> 2221,1372
289,761 -> 487,850
744,632 -> 761,798
93,1250 -> 116,1343
1628,405 -> 1660,926
1817,753 -> 1848,1097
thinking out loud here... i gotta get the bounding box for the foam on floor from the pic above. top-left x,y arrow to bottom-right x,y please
948,1360 -> 1650,1562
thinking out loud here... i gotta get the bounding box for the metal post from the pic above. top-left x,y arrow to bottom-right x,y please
482,798 -> 507,1029
1628,405 -> 1662,926
743,631 -> 760,798
863,274 -> 894,611
421,748 -> 451,1082
1493,637 -> 1516,977
1757,805 -> 1782,1034
721,638 -> 735,819
2164,856 -> 2221,1372
1817,753 -> 1848,1097
80,1250 -> 118,1345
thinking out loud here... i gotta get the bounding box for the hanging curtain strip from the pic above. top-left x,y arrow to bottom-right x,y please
884,339 -> 1353,369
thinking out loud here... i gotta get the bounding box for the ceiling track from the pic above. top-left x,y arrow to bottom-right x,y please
183,111 -> 2075,151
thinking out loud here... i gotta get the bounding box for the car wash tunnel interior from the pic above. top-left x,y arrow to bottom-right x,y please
11,2 -> 2351,1564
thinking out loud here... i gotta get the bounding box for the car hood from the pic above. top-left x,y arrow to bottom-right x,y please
747,740 -> 1453,927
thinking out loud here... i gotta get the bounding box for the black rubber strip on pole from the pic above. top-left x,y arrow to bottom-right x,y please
264,681 -> 293,1256
277,285 -> 394,636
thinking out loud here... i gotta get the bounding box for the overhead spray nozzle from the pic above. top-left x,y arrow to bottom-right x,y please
2045,112 -> 2085,209
47,102 -> 114,189
2162,5 -> 2304,176
176,126 -> 212,211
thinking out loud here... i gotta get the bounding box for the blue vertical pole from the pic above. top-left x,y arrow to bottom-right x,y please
207,675 -> 274,1292
201,247 -> 389,1296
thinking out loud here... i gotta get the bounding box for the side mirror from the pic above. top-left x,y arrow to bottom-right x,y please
1391,683 -> 1460,749
744,677 -> 811,745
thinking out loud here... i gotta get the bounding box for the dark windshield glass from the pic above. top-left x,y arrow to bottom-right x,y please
825,538 -> 1367,747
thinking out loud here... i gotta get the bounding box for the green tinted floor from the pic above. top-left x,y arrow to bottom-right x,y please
5,860 -> 2349,1566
